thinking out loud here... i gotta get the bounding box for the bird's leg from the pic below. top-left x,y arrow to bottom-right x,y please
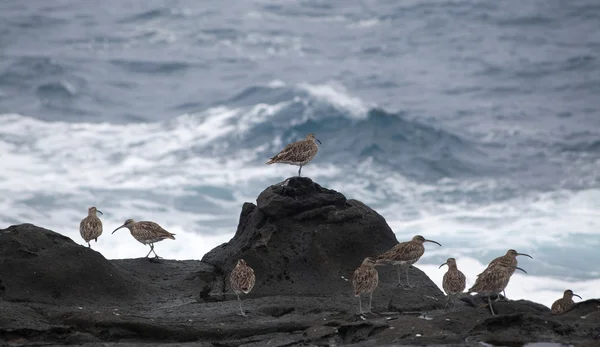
358,295 -> 363,315
367,292 -> 374,314
150,244 -> 162,259
87,242 -> 91,248
488,296 -> 496,316
236,293 -> 246,316
502,290 -> 508,300
145,245 -> 153,258
405,266 -> 413,288
298,165 -> 302,177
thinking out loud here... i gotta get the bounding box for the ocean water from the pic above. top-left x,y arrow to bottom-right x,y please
1,0 -> 599,308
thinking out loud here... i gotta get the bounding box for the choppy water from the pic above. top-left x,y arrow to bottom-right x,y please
1,0 -> 599,308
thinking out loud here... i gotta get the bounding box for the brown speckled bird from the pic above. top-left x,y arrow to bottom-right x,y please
79,206 -> 103,248
352,257 -> 380,315
439,257 -> 466,309
265,133 -> 321,177
468,263 -> 527,315
483,249 -> 533,299
229,259 -> 256,316
551,289 -> 582,315
376,235 -> 442,287
112,219 -> 175,259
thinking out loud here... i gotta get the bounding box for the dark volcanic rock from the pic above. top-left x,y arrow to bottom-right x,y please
1,179 -> 599,347
202,176 -> 443,309
0,224 -> 139,305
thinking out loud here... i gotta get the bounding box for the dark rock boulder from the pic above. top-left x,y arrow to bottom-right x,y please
202,176 -> 444,310
0,224 -> 139,305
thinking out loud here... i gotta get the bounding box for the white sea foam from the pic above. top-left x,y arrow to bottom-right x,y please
297,82 -> 370,119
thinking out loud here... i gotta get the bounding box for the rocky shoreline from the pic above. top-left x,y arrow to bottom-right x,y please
1,177 -> 598,346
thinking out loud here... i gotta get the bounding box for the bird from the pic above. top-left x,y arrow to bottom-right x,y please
229,259 -> 256,316
376,235 -> 442,287
468,263 -> 527,316
265,133 -> 322,177
483,249 -> 533,299
439,257 -> 466,309
551,289 -> 582,315
352,257 -> 380,315
79,206 -> 103,248
112,219 -> 175,259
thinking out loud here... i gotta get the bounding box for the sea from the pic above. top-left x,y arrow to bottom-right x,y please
1,0 -> 599,308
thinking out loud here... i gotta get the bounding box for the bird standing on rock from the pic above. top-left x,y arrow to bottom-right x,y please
483,249 -> 533,299
468,263 -> 527,316
229,259 -> 256,317
376,235 -> 442,288
79,206 -> 103,248
112,219 -> 175,259
439,257 -> 466,309
551,289 -> 582,315
266,133 -> 321,177
352,257 -> 380,315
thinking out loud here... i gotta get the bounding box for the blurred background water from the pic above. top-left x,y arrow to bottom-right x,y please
1,0 -> 599,307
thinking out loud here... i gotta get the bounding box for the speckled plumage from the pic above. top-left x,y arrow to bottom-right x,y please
112,219 -> 175,259
468,263 -> 527,315
79,206 -> 103,248
483,249 -> 532,299
439,258 -> 466,309
266,133 -> 321,176
229,259 -> 256,316
551,289 -> 582,315
376,235 -> 442,287
352,257 -> 379,314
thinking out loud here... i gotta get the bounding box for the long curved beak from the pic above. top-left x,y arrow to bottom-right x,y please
112,225 -> 126,234
316,139 -> 322,145
573,293 -> 582,300
97,210 -> 104,215
425,239 -> 442,247
438,262 -> 447,269
517,252 -> 533,259
515,266 -> 527,274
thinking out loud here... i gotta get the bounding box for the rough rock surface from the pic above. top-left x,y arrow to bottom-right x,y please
0,178 -> 599,347
201,176 -> 443,307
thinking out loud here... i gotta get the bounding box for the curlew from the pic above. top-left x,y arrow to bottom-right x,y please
376,235 -> 442,287
352,257 -> 380,315
229,259 -> 256,316
468,263 -> 527,316
79,206 -> 103,248
551,289 -> 582,315
439,257 -> 466,309
112,219 -> 175,259
265,133 -> 321,177
483,249 -> 532,299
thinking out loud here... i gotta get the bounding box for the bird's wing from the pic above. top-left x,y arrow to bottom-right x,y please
352,267 -> 377,295
269,140 -> 316,163
140,221 -> 174,237
230,266 -> 255,293
378,241 -> 423,262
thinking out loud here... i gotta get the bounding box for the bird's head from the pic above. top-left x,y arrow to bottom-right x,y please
112,219 -> 136,234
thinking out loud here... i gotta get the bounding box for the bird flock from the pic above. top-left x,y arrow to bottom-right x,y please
78,133 -> 581,317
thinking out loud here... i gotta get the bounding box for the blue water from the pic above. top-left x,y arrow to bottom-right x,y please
1,0 -> 599,307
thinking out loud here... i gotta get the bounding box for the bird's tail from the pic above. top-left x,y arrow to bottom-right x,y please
168,233 -> 176,240
265,158 -> 276,165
